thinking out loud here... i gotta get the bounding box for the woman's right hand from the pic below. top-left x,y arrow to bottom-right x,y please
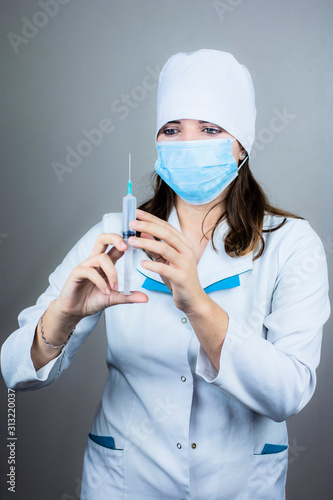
54,233 -> 149,322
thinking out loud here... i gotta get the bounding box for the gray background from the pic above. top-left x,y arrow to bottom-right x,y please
0,0 -> 332,498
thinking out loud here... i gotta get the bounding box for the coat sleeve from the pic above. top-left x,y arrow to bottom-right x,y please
196,220 -> 331,422
1,216 -> 109,391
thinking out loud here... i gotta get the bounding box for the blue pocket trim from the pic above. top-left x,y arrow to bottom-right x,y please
88,433 -> 123,450
141,274 -> 240,294
260,443 -> 288,455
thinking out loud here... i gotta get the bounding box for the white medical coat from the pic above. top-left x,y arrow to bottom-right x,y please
1,209 -> 330,500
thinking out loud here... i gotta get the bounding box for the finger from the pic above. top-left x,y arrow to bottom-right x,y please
90,233 -> 127,257
107,245 -> 125,265
136,209 -> 172,226
129,219 -> 189,255
81,253 -> 119,290
140,232 -> 155,241
139,232 -> 163,262
72,266 -> 113,295
129,236 -> 180,265
140,259 -> 180,284
136,210 -> 180,237
136,210 -> 191,247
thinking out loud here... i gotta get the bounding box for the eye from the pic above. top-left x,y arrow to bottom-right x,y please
203,127 -> 222,135
162,128 -> 179,136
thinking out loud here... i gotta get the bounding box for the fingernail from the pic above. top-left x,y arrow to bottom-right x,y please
137,209 -> 145,216
120,242 -> 127,250
129,220 -> 139,229
128,236 -> 136,244
104,287 -> 111,294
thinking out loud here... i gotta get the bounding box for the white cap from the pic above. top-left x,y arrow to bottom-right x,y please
156,49 -> 256,156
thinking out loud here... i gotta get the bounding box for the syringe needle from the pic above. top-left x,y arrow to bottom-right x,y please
127,153 -> 133,195
129,153 -> 131,181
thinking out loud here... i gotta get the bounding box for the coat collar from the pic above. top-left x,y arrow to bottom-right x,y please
136,207 -> 253,290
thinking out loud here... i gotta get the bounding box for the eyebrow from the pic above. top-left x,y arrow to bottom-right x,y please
165,120 -> 210,124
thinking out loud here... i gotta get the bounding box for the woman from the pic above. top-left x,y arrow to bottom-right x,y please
1,49 -> 330,499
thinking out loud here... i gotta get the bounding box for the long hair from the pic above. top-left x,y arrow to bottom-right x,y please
139,159 -> 302,260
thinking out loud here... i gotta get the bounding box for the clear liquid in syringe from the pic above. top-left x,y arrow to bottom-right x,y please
122,153 -> 137,295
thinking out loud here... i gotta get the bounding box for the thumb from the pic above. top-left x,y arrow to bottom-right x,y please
110,291 -> 149,305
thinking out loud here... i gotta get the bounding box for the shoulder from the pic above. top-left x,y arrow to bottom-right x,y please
69,212 -> 122,262
86,212 -> 123,242
102,212 -> 123,233
262,213 -> 321,242
261,213 -> 326,264
81,212 -> 122,236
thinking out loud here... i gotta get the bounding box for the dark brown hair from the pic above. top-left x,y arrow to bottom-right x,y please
139,159 -> 303,260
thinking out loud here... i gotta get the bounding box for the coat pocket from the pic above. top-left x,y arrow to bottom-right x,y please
249,445 -> 288,499
80,435 -> 124,500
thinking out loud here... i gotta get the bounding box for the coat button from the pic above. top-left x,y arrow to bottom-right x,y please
191,443 -> 197,449
181,317 -> 187,324
180,376 -> 186,382
177,443 -> 182,449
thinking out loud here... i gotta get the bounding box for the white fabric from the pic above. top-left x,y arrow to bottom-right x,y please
156,49 -> 257,156
1,211 -> 330,499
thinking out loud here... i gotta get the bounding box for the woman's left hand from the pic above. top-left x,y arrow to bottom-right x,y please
128,209 -> 206,314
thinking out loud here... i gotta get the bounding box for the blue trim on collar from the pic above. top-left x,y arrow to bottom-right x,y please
205,274 -> 240,292
142,278 -> 172,293
141,274 -> 240,294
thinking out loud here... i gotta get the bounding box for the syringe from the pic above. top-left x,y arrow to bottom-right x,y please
122,153 -> 137,295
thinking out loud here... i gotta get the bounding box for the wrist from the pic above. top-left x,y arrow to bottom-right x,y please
183,290 -> 211,318
40,308 -> 75,350
185,293 -> 229,329
52,299 -> 83,328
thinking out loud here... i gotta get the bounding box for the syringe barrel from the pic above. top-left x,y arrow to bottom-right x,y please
122,193 -> 137,240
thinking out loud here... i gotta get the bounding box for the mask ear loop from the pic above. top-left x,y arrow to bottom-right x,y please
237,154 -> 248,171
231,138 -> 248,170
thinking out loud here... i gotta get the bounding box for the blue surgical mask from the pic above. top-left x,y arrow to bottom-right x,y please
154,138 -> 248,205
